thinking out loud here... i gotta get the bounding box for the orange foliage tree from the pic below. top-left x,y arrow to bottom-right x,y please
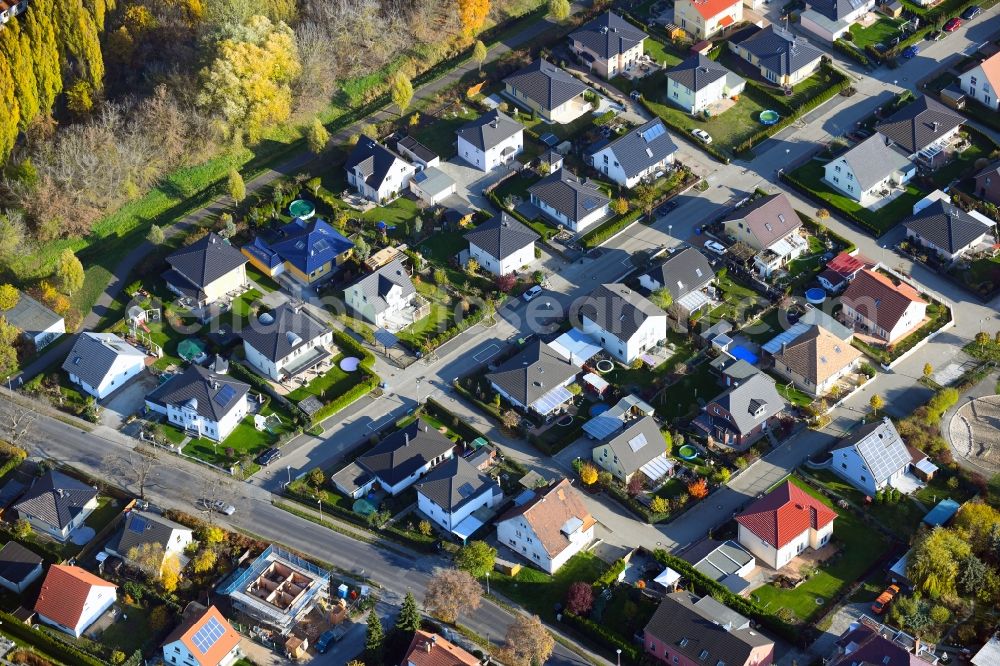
687,478 -> 708,500
458,0 -> 490,37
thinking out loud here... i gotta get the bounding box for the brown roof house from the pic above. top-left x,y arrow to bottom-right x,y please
34,565 -> 117,638
771,325 -> 862,397
722,194 -> 808,277
401,630 -> 480,666
840,269 -> 927,345
693,371 -> 786,450
496,478 -> 595,573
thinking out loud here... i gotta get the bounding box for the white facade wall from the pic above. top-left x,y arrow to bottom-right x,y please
163,639 -> 241,666
244,330 -> 333,381
469,242 -> 535,276
22,496 -> 98,542
70,355 -> 146,401
667,76 -> 733,114
830,445 -> 906,495
842,300 -> 926,344
418,485 -> 498,532
531,195 -> 608,233
581,313 -> 667,364
496,516 -> 595,574
39,586 -> 116,638
146,394 -> 248,442
345,282 -> 413,329
823,157 -> 915,203
348,161 -> 417,203
960,66 -> 999,111
674,0 -> 743,39
905,227 -> 990,263
590,145 -> 675,188
737,522 -> 833,569
457,133 -> 524,172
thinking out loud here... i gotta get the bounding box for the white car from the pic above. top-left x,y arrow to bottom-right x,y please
522,285 -> 543,302
703,240 -> 727,255
691,129 -> 713,144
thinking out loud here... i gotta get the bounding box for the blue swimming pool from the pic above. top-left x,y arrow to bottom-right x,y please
729,344 -> 759,365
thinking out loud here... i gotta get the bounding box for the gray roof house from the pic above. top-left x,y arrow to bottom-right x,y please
503,59 -> 590,123
1,292 -> 64,350
0,542 -> 43,594
14,471 -> 98,542
823,132 -> 915,204
464,212 -> 539,276
528,169 -> 611,233
578,283 -> 668,363
343,259 -> 418,331
638,247 -> 714,314
680,539 -> 756,594
109,511 -> 194,568
876,96 -> 965,160
62,332 -> 147,400
730,25 -> 824,85
456,110 -> 523,153
394,135 -> 439,168
902,199 -> 995,262
163,233 -> 248,308
665,54 -> 746,114
694,371 -> 785,450
587,118 -> 678,188
144,364 -> 250,442
414,456 -> 500,534
829,417 -> 912,495
569,11 -> 647,78
240,303 -> 333,381
592,416 -> 674,483
486,340 -> 582,415
666,53 -> 732,92
344,136 -> 417,203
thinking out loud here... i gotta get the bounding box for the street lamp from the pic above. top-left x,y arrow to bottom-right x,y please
486,571 -> 490,595
286,465 -> 291,486
668,224 -> 673,238
317,497 -> 323,523
617,648 -> 622,666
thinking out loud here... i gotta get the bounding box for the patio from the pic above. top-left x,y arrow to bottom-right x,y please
618,55 -> 661,81
702,97 -> 738,118
864,185 -> 910,211
383,296 -> 432,333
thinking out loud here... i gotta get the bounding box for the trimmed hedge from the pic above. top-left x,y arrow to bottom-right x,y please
424,397 -> 487,443
564,611 -> 642,663
833,39 -> 871,67
332,328 -> 376,368
0,609 -> 106,665
594,558 -> 627,587
309,370 -> 379,424
781,169 -> 883,236
579,209 -> 644,248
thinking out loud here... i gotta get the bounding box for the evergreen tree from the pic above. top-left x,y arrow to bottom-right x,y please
365,610 -> 384,663
396,592 -> 422,633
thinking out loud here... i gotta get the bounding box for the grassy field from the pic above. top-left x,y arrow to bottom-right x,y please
286,355 -> 356,403
182,402 -> 294,470
849,17 -> 904,48
932,132 -> 995,187
413,105 -> 479,158
490,551 -> 606,621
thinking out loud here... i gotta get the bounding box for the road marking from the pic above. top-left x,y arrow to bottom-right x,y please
473,344 -> 500,363
367,414 -> 396,432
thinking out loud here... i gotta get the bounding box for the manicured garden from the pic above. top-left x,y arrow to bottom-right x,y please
848,17 -> 904,48
490,551 -> 606,622
181,401 -> 295,474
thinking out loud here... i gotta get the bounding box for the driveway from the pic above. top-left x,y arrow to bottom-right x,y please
100,370 -> 160,429
436,158 -> 520,211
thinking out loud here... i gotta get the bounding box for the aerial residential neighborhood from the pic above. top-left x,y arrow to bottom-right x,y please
1,0 -> 1000,664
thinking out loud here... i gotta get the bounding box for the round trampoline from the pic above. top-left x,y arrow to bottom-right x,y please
340,357 -> 361,372
759,110 -> 780,125
678,444 -> 698,461
352,499 -> 377,516
596,359 -> 614,374
556,414 -> 574,427
589,403 -> 611,417
288,199 -> 316,219
806,287 -> 827,305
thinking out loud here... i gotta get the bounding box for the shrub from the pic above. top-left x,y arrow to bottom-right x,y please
565,581 -> 594,614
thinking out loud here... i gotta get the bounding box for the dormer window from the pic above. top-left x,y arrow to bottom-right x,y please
678,638 -> 689,648
699,650 -> 709,660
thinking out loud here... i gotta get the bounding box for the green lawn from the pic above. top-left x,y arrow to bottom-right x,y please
396,280 -> 458,348
849,17 -> 904,48
245,264 -> 280,292
654,477 -> 686,499
644,38 -> 683,68
223,288 -> 262,330
181,402 -> 293,472
286,355 -> 356,402
742,308 -> 784,344
362,197 -> 422,227
648,360 -> 720,422
95,603 -> 155,656
769,372 -> 815,407
932,132 -> 995,188
413,106 -> 479,158
701,275 -> 766,324
750,476 -> 890,621
490,551 -> 606,621
604,330 -> 695,391
962,255 -> 1000,294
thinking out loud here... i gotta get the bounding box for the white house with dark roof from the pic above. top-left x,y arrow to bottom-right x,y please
395,135 -> 439,168
1,291 -> 64,350
693,371 -> 785,450
14,470 -> 98,542
415,456 -> 500,535
145,364 -> 250,442
875,96 -> 965,168
588,118 -> 678,188
163,233 -> 248,309
722,194 -> 808,277
578,283 -> 668,364
800,0 -> 875,42
570,11 -> 647,79
344,136 -> 417,203
503,59 -> 590,124
107,510 -> 194,571
639,247 -> 715,315
528,169 -> 610,233
464,212 -> 539,276
456,110 -> 524,172
730,25 -> 824,86
344,259 -> 419,331
829,417 -> 912,496
486,340 -> 581,416
903,199 -> 995,263
823,133 -> 916,206
241,303 -> 333,381
62,332 -> 147,400
666,53 -> 745,114
591,416 -> 673,483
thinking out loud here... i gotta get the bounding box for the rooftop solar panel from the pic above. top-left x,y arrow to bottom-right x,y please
641,123 -> 666,142
127,515 -> 148,533
214,385 -> 237,407
192,616 -> 225,654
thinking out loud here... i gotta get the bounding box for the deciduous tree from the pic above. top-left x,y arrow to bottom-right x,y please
473,40 -> 488,72
923,363 -> 933,378
495,273 -> 517,293
869,393 -> 885,417
424,567 -> 482,623
56,249 -> 85,296
0,285 -> 19,311
390,71 -> 413,114
227,169 -> 246,204
687,477 -> 708,500
627,473 -> 644,497
306,117 -> 330,154
455,540 -> 497,578
12,518 -> 31,539
566,581 -> 593,614
580,462 -> 598,485
458,0 -> 490,36
651,288 -> 673,310
908,527 -> 970,599
498,614 -> 554,666
192,548 -> 217,573
548,0 -> 571,20
147,224 -> 165,245
611,197 -> 629,215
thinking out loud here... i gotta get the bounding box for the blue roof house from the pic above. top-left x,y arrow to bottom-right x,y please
242,218 -> 354,285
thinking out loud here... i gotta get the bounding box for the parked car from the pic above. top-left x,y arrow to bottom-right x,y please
872,585 -> 900,614
255,447 -> 281,466
197,498 -> 236,516
703,240 -> 727,255
655,200 -> 679,217
928,30 -> 944,41
961,5 -> 982,19
522,285 -> 543,302
901,45 -> 919,59
943,17 -> 962,31
690,128 -> 713,144
316,625 -> 351,653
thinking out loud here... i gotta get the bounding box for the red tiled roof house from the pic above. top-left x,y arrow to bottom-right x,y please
817,251 -> 875,293
735,481 -> 836,569
401,630 -> 480,666
674,0 -> 743,39
840,269 -> 927,345
162,604 -> 242,666
34,565 -> 117,638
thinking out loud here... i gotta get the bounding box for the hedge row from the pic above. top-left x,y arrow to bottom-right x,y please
798,212 -> 857,253
0,609 -> 107,666
593,558 -> 627,587
309,370 -> 379,425
579,209 -> 644,248
833,39 -> 871,67
332,328 -> 377,368
563,611 -> 642,664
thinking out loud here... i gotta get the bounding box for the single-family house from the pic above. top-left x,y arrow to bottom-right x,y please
693,371 -> 785,449
1,291 -> 64,350
503,59 -> 590,124
34,565 -> 117,638
456,109 -> 524,171
973,160 -> 1000,205
343,259 -> 420,331
332,419 -> 454,498
528,169 -> 610,233
408,167 -> 457,206
415,456 -> 500,534
840,269 -> 927,344
587,118 -> 678,188
673,0 -> 743,39
644,592 -> 775,666
402,631 -> 479,666
108,510 -> 195,572
817,251 -> 876,293
822,133 -> 916,205
241,303 -> 333,382
14,470 -> 98,542
800,0 -> 876,42
578,283 -> 668,363
771,325 -> 862,397
876,96 -> 965,168
242,218 -> 354,285
570,11 -> 648,79
829,417 -> 912,496
722,193 -> 808,276
162,603 -> 243,666
830,620 -> 939,666
395,136 -> 439,168
971,635 -> 1000,666
735,480 -> 837,569
145,364 -> 250,442
639,247 -> 715,316
959,52 -> 1000,111
464,212 -> 539,276
730,25 -> 824,86
496,478 -> 595,573
591,416 -> 673,484
666,53 -> 746,114
902,199 -> 996,263
61,332 -> 147,400
0,0 -> 29,26
164,233 -> 248,309
486,340 -> 581,417
0,542 -> 43,594
344,136 -> 417,203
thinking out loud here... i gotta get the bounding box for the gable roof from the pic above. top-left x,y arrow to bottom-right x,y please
456,109 -> 523,151
903,200 -> 994,253
528,169 -> 610,223
972,52 -> 1000,95
808,0 -> 869,21
464,212 -> 539,261
166,233 -> 247,291
357,420 -> 454,487
643,248 -> 714,300
734,25 -> 823,77
833,417 -> 911,487
876,96 -> 964,155
831,623 -> 935,666
578,283 -> 666,342
595,118 -> 678,180
503,59 -> 589,112
0,542 -> 42,586
835,133 -> 914,191
666,53 -> 732,92
709,372 -> 785,435
34,565 -> 116,629
163,604 -> 242,666
114,510 -> 192,561
971,635 -> 1000,666
344,136 -> 412,190
346,259 -> 416,315
270,218 -> 354,275
240,303 -> 330,363
841,269 -> 926,334
602,416 -> 667,475
14,470 -> 97,530
644,592 -> 774,666
402,630 -> 480,666
486,340 -> 582,407
145,364 -> 249,423
722,193 -> 801,249
736,481 -> 836,549
570,11 -> 647,59
772,325 -> 862,386
62,333 -> 145,389
1,292 -> 62,335
498,479 -> 595,557
414,456 -> 495,514
683,0 -> 742,19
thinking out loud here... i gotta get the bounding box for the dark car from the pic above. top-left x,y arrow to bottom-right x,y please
255,447 -> 281,466
901,45 -> 919,59
315,625 -> 349,653
655,200 -> 679,217
943,17 -> 962,31
961,5 -> 981,19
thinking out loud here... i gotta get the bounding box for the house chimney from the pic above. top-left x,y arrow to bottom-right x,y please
914,637 -> 921,655
424,640 -> 432,653
932,121 -> 939,132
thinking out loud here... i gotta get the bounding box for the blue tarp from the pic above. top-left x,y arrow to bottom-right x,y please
922,498 -> 961,527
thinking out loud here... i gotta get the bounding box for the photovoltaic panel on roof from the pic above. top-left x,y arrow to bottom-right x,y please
128,515 -> 148,533
192,616 -> 226,654
214,385 -> 237,407
641,123 -> 666,142
627,433 -> 648,452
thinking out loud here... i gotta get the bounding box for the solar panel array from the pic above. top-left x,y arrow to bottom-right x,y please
128,515 -> 148,534
192,616 -> 225,654
856,422 -> 910,485
214,385 -> 237,407
641,123 -> 666,143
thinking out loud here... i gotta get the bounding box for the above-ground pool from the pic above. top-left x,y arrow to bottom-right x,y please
759,110 -> 780,125
729,344 -> 759,365
289,199 -> 316,219
806,287 -> 827,305
678,445 -> 698,461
